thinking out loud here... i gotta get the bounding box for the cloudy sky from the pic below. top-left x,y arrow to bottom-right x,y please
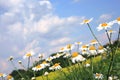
0,0 -> 120,74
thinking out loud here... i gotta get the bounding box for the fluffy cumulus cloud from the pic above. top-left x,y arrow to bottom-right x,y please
0,0 -> 85,73
98,14 -> 112,23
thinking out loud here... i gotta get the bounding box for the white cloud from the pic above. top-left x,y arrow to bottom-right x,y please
50,37 -> 71,46
98,14 -> 112,23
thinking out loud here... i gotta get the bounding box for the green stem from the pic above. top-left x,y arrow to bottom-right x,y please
11,61 -> 24,78
27,57 -> 30,69
105,30 -> 115,80
87,23 -> 102,46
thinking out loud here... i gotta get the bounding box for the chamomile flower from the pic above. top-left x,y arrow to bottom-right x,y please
46,56 -> 53,62
7,75 -> 14,80
71,52 -> 86,63
44,72 -> 49,76
23,51 -> 35,59
75,42 -> 82,45
98,46 -> 106,53
31,77 -> 36,80
97,22 -> 112,31
63,53 -> 71,58
114,17 -> 120,25
18,61 -> 22,64
90,40 -> 98,45
107,30 -> 116,37
0,73 -> 6,78
81,18 -> 93,24
94,73 -> 103,79
66,44 -> 74,51
32,65 -> 44,71
89,46 -> 97,55
81,50 -> 89,55
41,61 -> 50,68
81,45 -> 89,51
84,63 -> 90,67
38,53 -> 44,59
49,63 -> 62,70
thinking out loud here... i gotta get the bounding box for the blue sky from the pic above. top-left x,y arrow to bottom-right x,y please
0,0 -> 120,74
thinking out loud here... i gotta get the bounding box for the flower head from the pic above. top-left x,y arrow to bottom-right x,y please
97,22 -> 111,31
32,65 -> 44,71
44,71 -> 49,76
38,53 -> 44,59
23,51 -> 35,59
89,46 -> 97,55
71,52 -> 86,63
81,18 -> 93,24
49,63 -> 62,70
114,17 -> 120,25
94,73 -> 103,79
0,73 -> 6,78
90,40 -> 98,45
8,56 -> 14,61
18,61 -> 22,64
7,75 -> 14,80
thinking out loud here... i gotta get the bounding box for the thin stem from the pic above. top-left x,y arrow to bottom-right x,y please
27,57 -> 30,69
87,23 -> 102,46
105,30 -> 115,80
10,61 -> 23,78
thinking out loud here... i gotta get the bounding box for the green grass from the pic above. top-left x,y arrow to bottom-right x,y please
36,50 -> 120,80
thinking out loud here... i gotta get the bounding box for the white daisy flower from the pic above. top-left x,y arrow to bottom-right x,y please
81,18 -> 93,25
32,65 -> 44,71
23,51 -> 35,59
97,22 -> 112,31
71,52 -> 86,63
7,75 -> 14,80
44,72 -> 49,76
49,63 -> 62,70
0,73 -> 6,78
89,46 -> 97,55
94,73 -> 103,79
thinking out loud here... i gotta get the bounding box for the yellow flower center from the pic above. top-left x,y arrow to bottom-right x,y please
72,52 -> 79,57
98,46 -> 104,50
67,44 -> 71,49
0,73 -> 3,77
101,23 -> 108,27
54,63 -> 60,67
108,30 -> 113,33
7,75 -> 12,79
91,40 -> 97,43
60,47 -> 64,50
26,53 -> 32,57
96,73 -> 101,77
36,65 -> 42,69
84,20 -> 89,23
89,46 -> 96,50
82,45 -> 87,48
42,61 -> 47,64
117,17 -> 120,21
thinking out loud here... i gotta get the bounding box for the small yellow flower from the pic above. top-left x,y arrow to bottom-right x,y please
97,22 -> 111,31
94,73 -> 103,79
49,63 -> 62,70
89,46 -> 96,50
7,75 -> 13,80
0,73 -> 6,77
67,44 -> 72,49
72,52 -> 79,58
98,46 -> 104,50
23,51 -> 35,59
90,40 -> 98,45
81,18 -> 93,24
